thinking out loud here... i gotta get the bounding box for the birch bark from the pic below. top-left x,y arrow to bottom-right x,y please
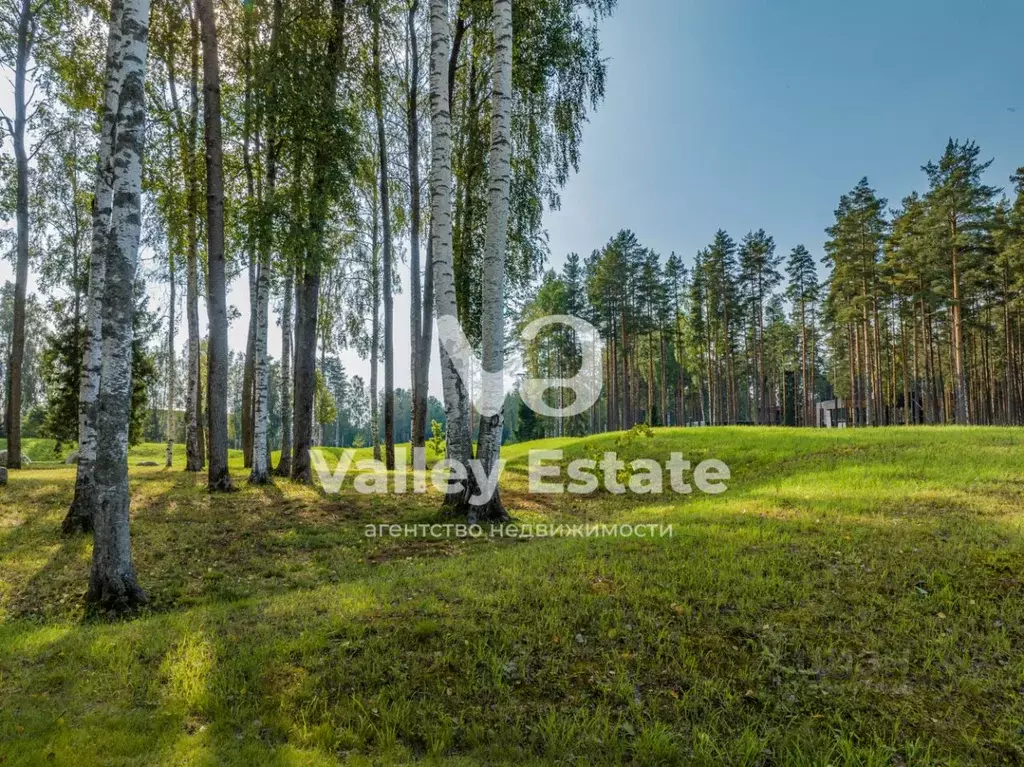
472,0 -> 513,522
429,0 -> 473,508
250,259 -> 271,482
252,0 -> 283,484
183,6 -> 203,472
86,0 -> 150,611
274,267 -> 293,476
5,0 -> 33,472
373,1 -> 396,470
63,0 -> 125,535
165,243 -> 175,467
407,0 -> 428,450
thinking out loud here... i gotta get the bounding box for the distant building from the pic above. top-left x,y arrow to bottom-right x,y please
817,398 -> 850,428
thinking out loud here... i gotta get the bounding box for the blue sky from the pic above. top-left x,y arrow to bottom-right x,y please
546,0 -> 1024,275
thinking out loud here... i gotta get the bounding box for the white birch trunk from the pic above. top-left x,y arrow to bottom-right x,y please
184,241 -> 202,469
274,269 -> 292,476
254,0 -> 281,484
86,0 -> 150,610
183,7 -> 203,472
64,0 -> 126,534
429,0 -> 473,505
165,249 -> 175,468
472,0 -> 513,522
249,259 -> 271,483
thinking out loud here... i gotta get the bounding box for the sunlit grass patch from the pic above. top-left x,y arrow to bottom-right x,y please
1,428 -> 1023,764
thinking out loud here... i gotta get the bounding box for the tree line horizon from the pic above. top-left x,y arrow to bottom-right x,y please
515,139 -> 1024,437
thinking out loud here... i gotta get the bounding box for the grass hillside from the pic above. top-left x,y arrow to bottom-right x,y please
1,428 -> 1023,765
0,438 -> 76,465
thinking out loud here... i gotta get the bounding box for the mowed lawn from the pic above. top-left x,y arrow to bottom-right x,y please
1,428 -> 1023,765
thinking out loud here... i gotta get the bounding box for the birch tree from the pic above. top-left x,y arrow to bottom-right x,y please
2,0 -> 33,470
250,257 -> 271,482
240,7 -> 258,470
429,0 -> 473,509
274,266 -> 293,476
372,0 -> 395,470
251,0 -> 284,485
86,0 -> 150,612
407,0 -> 432,451
63,0 -> 126,535
164,219 -> 175,467
182,13 -> 203,472
472,0 -> 512,523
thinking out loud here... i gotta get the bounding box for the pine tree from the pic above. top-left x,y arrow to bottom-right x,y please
824,178 -> 888,426
739,229 -> 780,424
922,140 -> 998,425
785,244 -> 819,424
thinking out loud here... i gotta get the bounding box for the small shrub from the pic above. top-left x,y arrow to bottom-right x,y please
428,420 -> 446,458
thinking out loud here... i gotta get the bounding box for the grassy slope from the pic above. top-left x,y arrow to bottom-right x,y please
0,438 -> 77,465
1,428 -> 1022,765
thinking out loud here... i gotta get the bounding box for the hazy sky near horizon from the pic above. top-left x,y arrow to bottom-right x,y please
2,0 -> 1023,398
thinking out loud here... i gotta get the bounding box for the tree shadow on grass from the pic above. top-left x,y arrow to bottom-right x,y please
3,474 -> 1024,764
0,582 -> 380,765
6,428 -> 1023,627
2,525 -> 91,621
4,469 -> 476,623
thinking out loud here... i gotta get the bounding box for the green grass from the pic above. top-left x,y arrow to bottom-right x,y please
1,427 -> 1023,765
0,437 -> 77,465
